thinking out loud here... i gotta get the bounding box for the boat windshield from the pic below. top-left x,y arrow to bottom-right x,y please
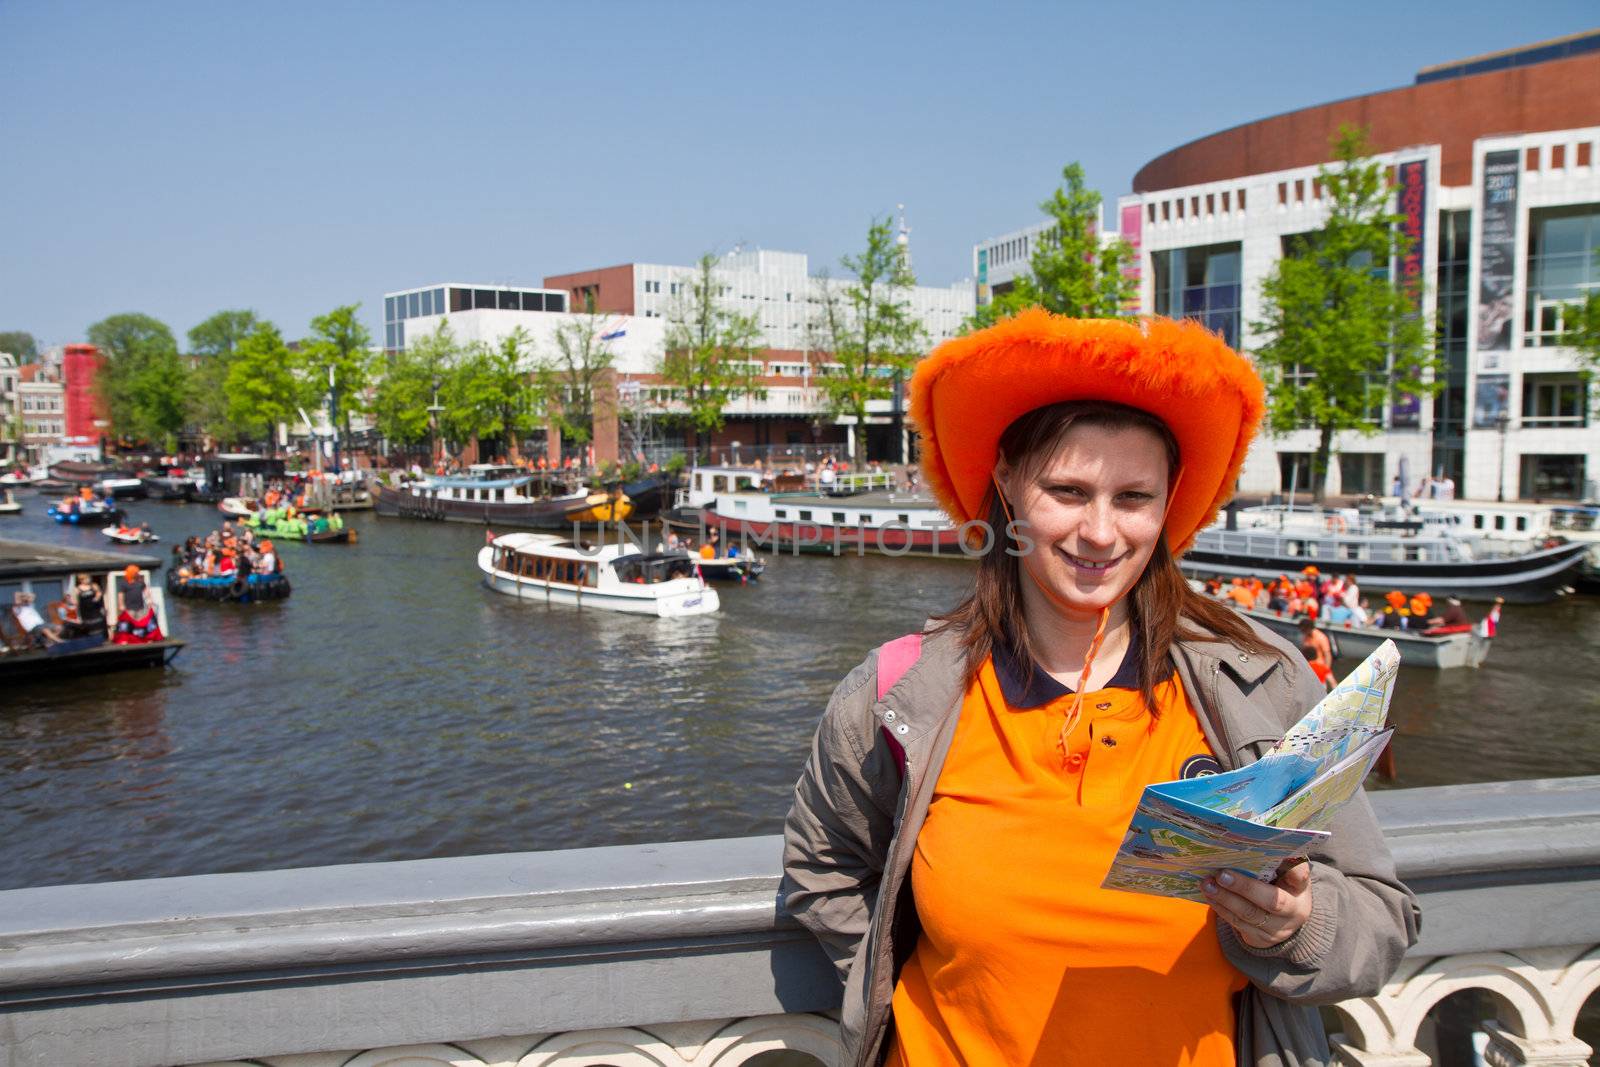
612,552 -> 696,584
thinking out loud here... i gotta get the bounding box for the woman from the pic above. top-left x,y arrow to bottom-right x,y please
64,573 -> 106,638
781,311 -> 1417,1066
113,564 -> 163,645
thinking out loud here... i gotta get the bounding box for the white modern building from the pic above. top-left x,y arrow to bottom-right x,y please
978,33 -> 1600,502
383,226 -> 977,459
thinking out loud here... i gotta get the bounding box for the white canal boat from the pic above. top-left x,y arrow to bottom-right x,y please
477,533 -> 719,618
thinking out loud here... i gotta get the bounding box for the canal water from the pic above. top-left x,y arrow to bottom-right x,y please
3,497 -> 1598,890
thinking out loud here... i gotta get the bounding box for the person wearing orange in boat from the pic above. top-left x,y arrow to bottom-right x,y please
781,310 -> 1417,1067
1378,590 -> 1410,630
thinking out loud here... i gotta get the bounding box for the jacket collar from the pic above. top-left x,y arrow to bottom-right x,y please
875,616 -> 1291,765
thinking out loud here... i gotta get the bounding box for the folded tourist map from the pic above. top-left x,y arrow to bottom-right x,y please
1101,640 -> 1399,902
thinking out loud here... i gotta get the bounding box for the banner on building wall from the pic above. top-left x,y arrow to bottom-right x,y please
1391,392 -> 1421,429
1396,159 -> 1427,312
1119,203 -> 1143,312
1476,149 -> 1520,371
1390,159 -> 1427,429
977,248 -> 990,306
1472,374 -> 1510,429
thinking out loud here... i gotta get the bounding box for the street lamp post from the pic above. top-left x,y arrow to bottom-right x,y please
427,377 -> 444,469
1496,410 -> 1512,503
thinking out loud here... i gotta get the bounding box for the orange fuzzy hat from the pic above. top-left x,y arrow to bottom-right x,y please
909,309 -> 1265,554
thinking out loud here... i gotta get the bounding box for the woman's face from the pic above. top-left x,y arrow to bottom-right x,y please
1001,422 -> 1171,619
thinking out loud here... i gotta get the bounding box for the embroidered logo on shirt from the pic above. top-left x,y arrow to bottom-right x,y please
1100,735 -> 1118,747
1180,754 -> 1223,778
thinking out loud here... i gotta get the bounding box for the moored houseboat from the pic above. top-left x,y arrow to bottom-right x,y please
375,465 -> 630,528
477,532 -> 718,617
1183,519 -> 1588,603
703,489 -> 962,556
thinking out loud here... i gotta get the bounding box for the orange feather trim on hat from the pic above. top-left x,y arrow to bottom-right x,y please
909,309 -> 1266,555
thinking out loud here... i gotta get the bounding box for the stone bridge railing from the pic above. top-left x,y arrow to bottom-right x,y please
1,777 -> 1597,1067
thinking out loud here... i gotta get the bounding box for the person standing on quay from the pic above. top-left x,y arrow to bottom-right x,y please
781,310 -> 1418,1066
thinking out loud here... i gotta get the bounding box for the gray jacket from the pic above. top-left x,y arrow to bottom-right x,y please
780,617 -> 1420,1067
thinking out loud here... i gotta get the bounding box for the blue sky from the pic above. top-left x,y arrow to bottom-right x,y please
2,1 -> 1595,349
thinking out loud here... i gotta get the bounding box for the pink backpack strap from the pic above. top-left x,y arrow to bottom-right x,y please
875,633 -> 922,777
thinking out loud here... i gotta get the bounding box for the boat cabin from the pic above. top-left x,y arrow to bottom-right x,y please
0,538 -> 183,680
201,454 -> 287,497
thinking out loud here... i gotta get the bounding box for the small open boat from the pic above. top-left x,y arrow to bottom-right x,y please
218,496 -> 260,519
164,569 -> 291,603
1231,604 -> 1491,670
693,554 -> 766,582
103,526 -> 159,545
0,490 -> 20,515
0,468 -> 42,486
48,501 -> 123,525
241,508 -> 352,544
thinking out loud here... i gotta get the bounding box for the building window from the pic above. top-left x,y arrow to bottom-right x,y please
1524,204 -> 1600,346
407,291 -> 421,318
1277,452 -> 1316,494
474,289 -> 498,310
385,296 -> 396,322
1519,454 -> 1585,500
434,288 -> 445,312
396,321 -> 405,349
1150,243 -> 1241,347
499,290 -> 521,310
1338,453 -> 1384,495
450,288 -> 470,313
421,289 -> 433,316
1521,374 -> 1587,428
385,323 -> 396,349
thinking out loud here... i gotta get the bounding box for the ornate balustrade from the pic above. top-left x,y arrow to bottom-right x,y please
1,776 -> 1596,1067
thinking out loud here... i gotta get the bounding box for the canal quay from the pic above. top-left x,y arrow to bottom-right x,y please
2,496 -> 1598,892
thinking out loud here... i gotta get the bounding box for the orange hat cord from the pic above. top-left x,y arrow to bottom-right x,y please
992,466 -> 1184,769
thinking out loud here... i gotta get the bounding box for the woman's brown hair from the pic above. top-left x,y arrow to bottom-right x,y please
931,400 -> 1279,711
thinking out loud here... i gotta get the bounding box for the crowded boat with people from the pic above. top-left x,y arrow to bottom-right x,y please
1203,567 -> 1498,670
164,521 -> 292,602
47,487 -> 123,525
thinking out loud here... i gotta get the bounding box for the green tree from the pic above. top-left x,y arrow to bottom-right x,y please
298,305 -> 374,453
969,162 -> 1136,330
87,313 -> 190,446
0,331 -> 39,363
657,253 -> 762,452
810,218 -> 926,465
223,322 -> 300,443
187,310 -> 260,444
372,319 -> 460,448
1558,249 -> 1600,370
541,314 -> 617,444
1251,125 -> 1438,502
443,328 -> 544,453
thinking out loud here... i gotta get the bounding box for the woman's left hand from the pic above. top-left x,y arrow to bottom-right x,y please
1202,861 -> 1312,949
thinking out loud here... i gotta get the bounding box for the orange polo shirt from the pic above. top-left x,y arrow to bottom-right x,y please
885,640 -> 1245,1066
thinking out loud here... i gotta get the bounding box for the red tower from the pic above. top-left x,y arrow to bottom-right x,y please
62,343 -> 106,444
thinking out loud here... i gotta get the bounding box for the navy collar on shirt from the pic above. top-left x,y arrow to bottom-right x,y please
993,628 -> 1172,708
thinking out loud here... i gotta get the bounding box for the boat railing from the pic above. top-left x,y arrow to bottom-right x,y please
1199,528 -> 1460,565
